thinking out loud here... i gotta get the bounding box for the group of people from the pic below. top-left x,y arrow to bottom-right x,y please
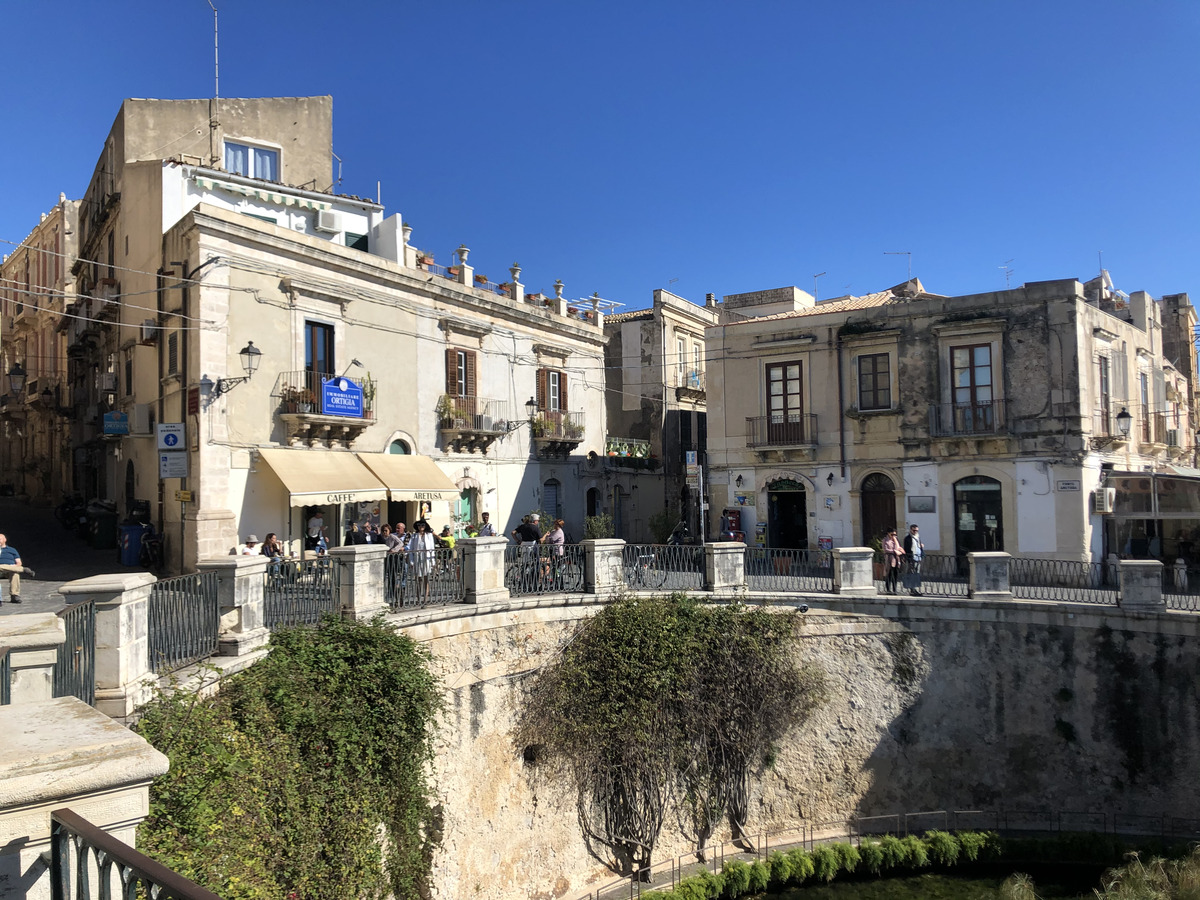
881,524 -> 925,595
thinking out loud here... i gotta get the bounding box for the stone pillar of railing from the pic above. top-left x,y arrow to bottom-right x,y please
330,545 -> 388,620
455,244 -> 473,286
198,556 -> 271,657
460,537 -> 510,605
0,696 -> 168,900
968,552 -> 1012,602
705,542 -> 745,597
1118,560 -> 1165,611
584,539 -> 626,597
509,263 -> 524,304
0,613 -> 65,704
58,573 -> 157,721
832,548 -> 877,597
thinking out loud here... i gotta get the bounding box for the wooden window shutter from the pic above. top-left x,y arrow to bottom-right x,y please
559,370 -> 568,411
465,350 -> 477,397
536,368 -> 547,410
445,349 -> 457,396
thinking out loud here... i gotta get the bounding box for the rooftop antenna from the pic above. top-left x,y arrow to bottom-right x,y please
207,2 -> 219,166
207,1 -> 219,100
813,271 -> 826,302
884,251 -> 912,279
999,259 -> 1014,289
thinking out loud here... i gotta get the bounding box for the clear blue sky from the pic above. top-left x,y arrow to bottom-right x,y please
4,1 -> 1198,311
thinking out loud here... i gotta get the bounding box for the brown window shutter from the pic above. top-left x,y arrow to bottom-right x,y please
465,350 -> 477,397
536,368 -> 547,410
559,370 -> 568,411
445,349 -> 457,396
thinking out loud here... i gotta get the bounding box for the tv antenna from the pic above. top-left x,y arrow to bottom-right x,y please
207,1 -> 219,100
884,251 -> 911,279
812,272 -> 826,302
999,259 -> 1014,289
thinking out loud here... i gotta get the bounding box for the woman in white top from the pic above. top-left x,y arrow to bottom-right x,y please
406,520 -> 436,599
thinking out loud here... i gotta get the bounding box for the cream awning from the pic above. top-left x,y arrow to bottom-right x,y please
258,448 -> 387,505
356,453 -> 460,502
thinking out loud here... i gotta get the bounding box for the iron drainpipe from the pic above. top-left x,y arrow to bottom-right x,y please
835,328 -> 846,479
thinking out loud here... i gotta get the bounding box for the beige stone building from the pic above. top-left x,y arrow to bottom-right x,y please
601,289 -> 718,541
706,275 -> 1199,563
53,96 -> 611,570
0,194 -> 80,505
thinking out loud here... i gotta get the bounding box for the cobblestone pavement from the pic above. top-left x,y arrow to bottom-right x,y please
0,498 -> 132,616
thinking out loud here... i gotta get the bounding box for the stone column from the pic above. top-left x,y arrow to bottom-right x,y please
456,244 -> 473,286
1118,560 -> 1165,611
705,542 -> 745,597
584,539 -> 626,597
0,614 -> 65,704
832,548 -> 877,597
0,696 -> 169,900
197,556 -> 270,657
329,545 -> 388,620
58,573 -> 157,721
509,263 -> 524,304
968,552 -> 1012,602
460,537 -> 510,605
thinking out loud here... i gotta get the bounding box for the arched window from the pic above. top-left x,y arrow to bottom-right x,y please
860,472 -> 896,545
388,439 -> 410,455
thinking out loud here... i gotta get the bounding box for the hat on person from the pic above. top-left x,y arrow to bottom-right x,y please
529,513 -> 540,521
440,525 -> 451,533
245,535 -> 259,543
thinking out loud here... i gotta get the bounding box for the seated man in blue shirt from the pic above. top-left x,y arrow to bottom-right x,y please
0,533 -> 35,603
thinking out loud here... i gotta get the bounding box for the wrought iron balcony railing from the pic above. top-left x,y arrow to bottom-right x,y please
437,395 -> 510,433
271,369 -> 375,419
531,408 -> 585,442
746,413 -> 818,448
929,399 -> 1007,437
666,368 -> 706,392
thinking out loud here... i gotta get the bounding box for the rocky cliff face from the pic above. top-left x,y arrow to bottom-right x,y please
410,604 -> 1200,899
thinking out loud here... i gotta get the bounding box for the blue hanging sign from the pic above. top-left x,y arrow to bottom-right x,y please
321,377 -> 364,418
103,411 -> 129,435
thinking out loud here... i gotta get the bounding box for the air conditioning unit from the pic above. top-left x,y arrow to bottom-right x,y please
1166,429 -> 1180,448
1093,487 -> 1116,515
99,372 -> 117,393
314,210 -> 341,233
130,403 -> 152,435
141,319 -> 158,344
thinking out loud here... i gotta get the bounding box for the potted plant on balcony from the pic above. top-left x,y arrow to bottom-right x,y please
530,415 -> 549,438
562,420 -> 584,441
361,373 -> 376,420
281,384 -> 316,414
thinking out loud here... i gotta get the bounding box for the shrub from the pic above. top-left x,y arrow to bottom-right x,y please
926,829 -> 960,866
721,860 -> 750,898
879,834 -> 907,870
832,841 -> 861,873
786,847 -> 814,883
767,850 -> 793,886
859,840 -> 886,874
956,830 -> 995,862
810,845 -> 841,882
901,834 -> 930,868
747,859 -> 770,893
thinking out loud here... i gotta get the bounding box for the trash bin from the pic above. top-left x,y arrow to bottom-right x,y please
88,507 -> 119,550
120,524 -> 144,566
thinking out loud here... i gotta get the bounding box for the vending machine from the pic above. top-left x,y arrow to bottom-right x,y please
721,508 -> 746,543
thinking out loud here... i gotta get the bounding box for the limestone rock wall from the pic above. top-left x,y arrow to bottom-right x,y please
408,604 -> 1200,900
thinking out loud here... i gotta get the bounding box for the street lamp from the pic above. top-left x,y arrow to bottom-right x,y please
1091,407 -> 1132,449
7,362 -> 26,395
504,397 -> 540,433
211,342 -> 262,398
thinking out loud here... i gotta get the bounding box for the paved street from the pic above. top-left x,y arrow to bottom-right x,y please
0,498 -> 131,616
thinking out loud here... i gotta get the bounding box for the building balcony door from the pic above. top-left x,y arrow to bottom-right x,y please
767,480 -> 807,550
860,473 -> 896,545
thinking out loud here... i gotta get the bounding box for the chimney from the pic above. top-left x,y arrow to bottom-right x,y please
705,292 -> 716,308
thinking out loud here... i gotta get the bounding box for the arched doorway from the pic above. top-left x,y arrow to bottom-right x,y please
860,472 -> 896,545
767,478 -> 807,549
586,487 -> 600,518
954,475 -> 1003,557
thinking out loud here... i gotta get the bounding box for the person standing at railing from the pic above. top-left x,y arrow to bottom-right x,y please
476,512 -> 496,537
0,533 -> 34,604
882,528 -> 904,595
903,524 -> 924,596
541,518 -> 566,582
407,520 -> 436,600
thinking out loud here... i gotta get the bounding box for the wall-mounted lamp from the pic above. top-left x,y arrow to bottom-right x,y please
7,362 -> 26,395
1090,407 -> 1132,450
826,472 -> 835,487
735,474 -> 744,488
211,342 -> 262,398
340,358 -> 364,377
504,397 -> 540,432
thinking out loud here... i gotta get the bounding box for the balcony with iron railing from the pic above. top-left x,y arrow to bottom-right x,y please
531,408 -> 585,457
271,369 -> 376,448
746,413 -> 818,448
437,394 -> 510,453
602,436 -> 659,469
666,367 -> 706,398
929,399 -> 1008,437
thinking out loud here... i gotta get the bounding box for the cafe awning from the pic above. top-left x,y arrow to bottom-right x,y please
258,448 -> 388,506
356,453 -> 460,502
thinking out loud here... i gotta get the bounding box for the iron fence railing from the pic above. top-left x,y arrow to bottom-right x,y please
1010,558 -> 1118,606
437,394 -> 510,434
0,646 -> 10,706
264,558 -> 339,630
148,571 -> 220,674
929,398 -> 1007,436
504,544 -> 586,596
385,547 -> 466,608
571,807 -> 1200,900
270,369 -> 376,419
530,408 -> 586,442
745,548 -> 833,593
889,554 -> 971,598
745,413 -> 818,447
622,544 -> 705,592
50,807 -> 223,900
54,600 -> 95,707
